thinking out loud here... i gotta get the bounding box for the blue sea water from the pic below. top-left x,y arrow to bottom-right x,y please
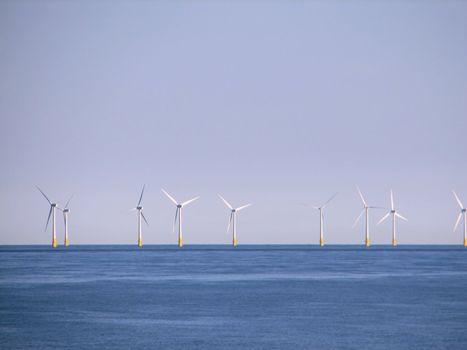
0,245 -> 466,350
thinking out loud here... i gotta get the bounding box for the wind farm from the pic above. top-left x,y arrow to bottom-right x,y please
30,186 -> 467,247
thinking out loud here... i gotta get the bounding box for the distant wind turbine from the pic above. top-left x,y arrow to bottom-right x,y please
314,193 -> 337,247
162,189 -> 199,248
36,186 -> 59,248
218,195 -> 252,247
131,185 -> 149,248
61,195 -> 74,247
353,187 -> 380,247
452,191 -> 467,246
377,190 -> 407,246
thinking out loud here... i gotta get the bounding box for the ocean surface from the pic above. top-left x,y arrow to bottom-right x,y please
0,245 -> 466,350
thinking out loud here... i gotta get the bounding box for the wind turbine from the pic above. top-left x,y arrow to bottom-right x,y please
377,190 -> 407,246
353,187 -> 380,247
218,195 -> 252,247
161,189 -> 199,248
131,185 -> 149,248
61,195 -> 73,247
36,186 -> 58,248
452,191 -> 467,246
313,193 -> 337,247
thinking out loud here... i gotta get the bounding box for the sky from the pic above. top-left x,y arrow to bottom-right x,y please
0,0 -> 466,245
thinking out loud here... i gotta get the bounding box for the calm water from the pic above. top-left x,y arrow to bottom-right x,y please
1,245 -> 466,349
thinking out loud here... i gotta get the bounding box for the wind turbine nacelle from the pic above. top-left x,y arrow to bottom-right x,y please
391,210 -> 396,214
463,209 -> 466,213
177,204 -> 182,208
51,203 -> 57,207
137,206 -> 143,210
232,209 -> 236,213
63,209 -> 70,213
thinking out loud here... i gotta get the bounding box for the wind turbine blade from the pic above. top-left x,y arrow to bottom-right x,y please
454,213 -> 462,231
181,196 -> 200,207
395,212 -> 408,221
173,208 -> 179,233
357,186 -> 367,206
141,212 -> 149,226
390,190 -> 394,211
236,203 -> 252,212
322,193 -> 338,208
452,190 -> 464,209
36,186 -> 51,205
227,212 -> 233,233
218,195 -> 233,210
137,184 -> 145,207
377,212 -> 390,225
65,194 -> 74,209
130,208 -> 137,212
45,206 -> 52,232
161,189 -> 178,205
352,209 -> 365,228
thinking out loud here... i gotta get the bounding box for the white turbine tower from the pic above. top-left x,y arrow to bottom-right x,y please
377,190 -> 407,246
131,185 -> 149,248
353,187 -> 380,247
313,193 -> 337,247
61,195 -> 73,247
218,195 -> 251,247
452,191 -> 467,246
36,186 -> 58,248
162,189 -> 199,248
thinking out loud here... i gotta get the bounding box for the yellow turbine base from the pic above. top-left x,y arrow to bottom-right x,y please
179,238 -> 183,248
52,238 -> 57,248
233,238 -> 237,247
138,239 -> 143,248
365,238 -> 370,247
464,238 -> 467,247
65,239 -> 69,247
319,238 -> 324,247
392,239 -> 397,247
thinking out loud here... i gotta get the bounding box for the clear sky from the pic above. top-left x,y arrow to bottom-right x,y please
0,0 -> 466,245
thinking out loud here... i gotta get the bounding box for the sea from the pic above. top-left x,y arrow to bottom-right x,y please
0,245 -> 466,349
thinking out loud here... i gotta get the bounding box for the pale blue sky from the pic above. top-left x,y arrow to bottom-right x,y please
0,0 -> 466,244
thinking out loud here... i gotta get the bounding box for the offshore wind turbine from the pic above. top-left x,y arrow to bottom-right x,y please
218,195 -> 252,247
61,195 -> 73,247
162,189 -> 199,248
377,190 -> 407,246
353,187 -> 380,247
313,193 -> 337,247
452,191 -> 467,246
131,185 -> 149,248
36,186 -> 59,248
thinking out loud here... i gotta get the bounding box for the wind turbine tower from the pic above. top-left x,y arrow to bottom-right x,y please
353,187 -> 379,247
37,186 -> 58,248
377,190 -> 407,246
452,191 -> 467,246
218,195 -> 252,247
162,189 -> 199,248
314,193 -> 337,247
61,195 -> 73,247
132,185 -> 149,248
